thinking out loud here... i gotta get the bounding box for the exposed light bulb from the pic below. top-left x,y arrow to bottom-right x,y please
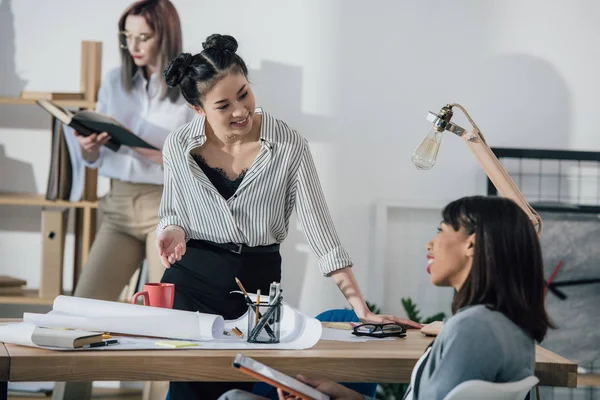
411,127 -> 444,170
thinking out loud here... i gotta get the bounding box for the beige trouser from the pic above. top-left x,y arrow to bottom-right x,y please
53,179 -> 169,400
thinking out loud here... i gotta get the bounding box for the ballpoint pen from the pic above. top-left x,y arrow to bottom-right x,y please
86,339 -> 119,348
255,290 -> 261,326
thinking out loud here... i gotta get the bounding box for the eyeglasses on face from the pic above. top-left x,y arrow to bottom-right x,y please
119,31 -> 155,49
351,323 -> 407,338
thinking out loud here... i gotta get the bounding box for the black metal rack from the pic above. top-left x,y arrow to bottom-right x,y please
487,147 -> 600,214
488,147 -> 600,297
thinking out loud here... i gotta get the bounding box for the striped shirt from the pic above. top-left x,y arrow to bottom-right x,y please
157,108 -> 352,275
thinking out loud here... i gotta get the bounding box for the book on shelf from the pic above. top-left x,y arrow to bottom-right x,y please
31,326 -> 104,348
45,118 -> 72,201
36,99 -> 158,152
0,275 -> 26,297
20,91 -> 84,101
0,286 -> 25,296
0,275 -> 27,287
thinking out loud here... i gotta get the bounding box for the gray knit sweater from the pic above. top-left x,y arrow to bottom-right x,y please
402,304 -> 535,400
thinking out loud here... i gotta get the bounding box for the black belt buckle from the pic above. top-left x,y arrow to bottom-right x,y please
230,243 -> 243,254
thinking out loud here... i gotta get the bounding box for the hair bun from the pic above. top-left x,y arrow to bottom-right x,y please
164,53 -> 194,88
202,34 -> 238,53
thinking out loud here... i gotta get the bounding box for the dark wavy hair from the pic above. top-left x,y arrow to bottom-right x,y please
118,0 -> 183,102
163,34 -> 249,107
444,196 -> 554,342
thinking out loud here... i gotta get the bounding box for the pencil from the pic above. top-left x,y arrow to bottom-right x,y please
232,327 -> 243,338
255,289 -> 261,325
235,277 -> 253,305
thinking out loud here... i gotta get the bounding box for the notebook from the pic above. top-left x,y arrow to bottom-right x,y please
31,327 -> 104,349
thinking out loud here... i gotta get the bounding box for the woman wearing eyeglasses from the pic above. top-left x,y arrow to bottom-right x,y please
54,2 -> 193,399
222,196 -> 554,400
69,0 -> 194,302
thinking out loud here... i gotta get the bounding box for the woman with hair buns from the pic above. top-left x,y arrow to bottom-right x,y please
156,33 -> 421,399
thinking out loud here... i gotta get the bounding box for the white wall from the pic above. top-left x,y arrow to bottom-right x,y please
1,0 -> 598,318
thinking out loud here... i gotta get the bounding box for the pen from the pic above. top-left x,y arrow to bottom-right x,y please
86,339 -> 119,348
274,283 -> 281,322
255,289 -> 261,325
267,289 -> 282,306
268,282 -> 276,324
268,282 -> 277,303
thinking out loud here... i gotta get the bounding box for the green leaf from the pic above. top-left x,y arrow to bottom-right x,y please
401,297 -> 422,323
366,300 -> 381,314
376,382 -> 409,399
423,312 -> 446,324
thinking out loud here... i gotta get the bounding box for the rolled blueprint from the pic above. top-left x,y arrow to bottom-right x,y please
23,296 -> 224,341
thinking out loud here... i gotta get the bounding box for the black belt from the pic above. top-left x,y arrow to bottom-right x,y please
197,240 -> 280,254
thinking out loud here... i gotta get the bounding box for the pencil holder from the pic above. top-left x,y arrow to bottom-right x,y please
247,301 -> 282,344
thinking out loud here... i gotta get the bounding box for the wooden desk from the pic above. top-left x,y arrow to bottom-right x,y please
0,331 -> 577,399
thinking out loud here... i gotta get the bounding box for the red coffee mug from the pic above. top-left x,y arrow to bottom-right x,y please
131,283 -> 175,308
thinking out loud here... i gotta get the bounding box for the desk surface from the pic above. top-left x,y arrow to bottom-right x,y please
0,331 -> 578,387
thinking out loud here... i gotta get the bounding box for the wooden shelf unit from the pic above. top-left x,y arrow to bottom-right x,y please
0,97 -> 96,109
0,41 -> 102,306
0,192 -> 98,209
0,290 -> 57,306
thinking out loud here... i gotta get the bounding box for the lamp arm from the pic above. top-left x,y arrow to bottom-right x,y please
449,103 -> 543,235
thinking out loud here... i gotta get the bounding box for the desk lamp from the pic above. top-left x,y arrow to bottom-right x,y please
411,103 -> 542,235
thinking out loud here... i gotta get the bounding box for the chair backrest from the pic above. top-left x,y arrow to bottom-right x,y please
443,376 -> 539,400
315,309 -> 360,323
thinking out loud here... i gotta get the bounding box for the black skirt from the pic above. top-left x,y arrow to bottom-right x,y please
161,239 -> 282,400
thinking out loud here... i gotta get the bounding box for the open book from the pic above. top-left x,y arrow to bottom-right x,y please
36,100 -> 158,152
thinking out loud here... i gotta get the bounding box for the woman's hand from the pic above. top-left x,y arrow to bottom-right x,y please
329,267 -> 422,329
74,131 -> 110,162
357,309 -> 423,329
156,227 -> 186,268
277,375 -> 363,400
132,147 -> 163,165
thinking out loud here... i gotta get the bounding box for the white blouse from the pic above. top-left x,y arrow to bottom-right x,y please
84,67 -> 196,185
